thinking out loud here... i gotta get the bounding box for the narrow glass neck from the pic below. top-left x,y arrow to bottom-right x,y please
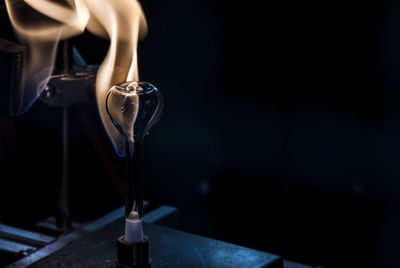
125,140 -> 144,218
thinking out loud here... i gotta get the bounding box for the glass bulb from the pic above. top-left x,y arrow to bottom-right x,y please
106,81 -> 163,156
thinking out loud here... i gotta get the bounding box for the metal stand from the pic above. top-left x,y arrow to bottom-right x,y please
47,40 -> 96,232
56,41 -> 72,231
57,106 -> 71,231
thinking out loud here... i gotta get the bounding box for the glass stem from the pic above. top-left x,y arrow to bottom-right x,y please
125,140 -> 144,218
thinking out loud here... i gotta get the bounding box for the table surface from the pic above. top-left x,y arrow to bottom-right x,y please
28,219 -> 282,268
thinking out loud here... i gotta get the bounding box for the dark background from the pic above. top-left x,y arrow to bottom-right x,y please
1,0 -> 400,267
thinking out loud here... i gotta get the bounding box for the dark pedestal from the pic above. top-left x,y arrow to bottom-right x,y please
28,219 -> 282,268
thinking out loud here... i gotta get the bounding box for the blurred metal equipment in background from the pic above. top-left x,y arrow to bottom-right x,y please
0,38 -> 24,116
0,33 -> 98,231
39,41 -> 97,232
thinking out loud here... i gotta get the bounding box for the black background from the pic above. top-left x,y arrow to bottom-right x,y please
1,0 -> 400,267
